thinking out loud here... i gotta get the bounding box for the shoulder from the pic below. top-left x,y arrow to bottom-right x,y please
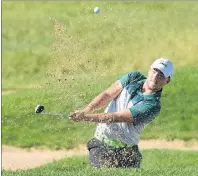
119,71 -> 146,86
127,71 -> 146,79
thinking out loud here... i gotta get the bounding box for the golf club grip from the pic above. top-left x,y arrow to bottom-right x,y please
41,112 -> 69,118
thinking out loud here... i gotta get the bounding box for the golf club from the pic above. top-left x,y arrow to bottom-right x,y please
34,104 -> 70,118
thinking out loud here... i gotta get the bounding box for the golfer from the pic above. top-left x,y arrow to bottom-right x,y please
70,58 -> 174,168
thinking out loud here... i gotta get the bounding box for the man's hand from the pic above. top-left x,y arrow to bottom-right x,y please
69,109 -> 133,123
69,109 -> 87,122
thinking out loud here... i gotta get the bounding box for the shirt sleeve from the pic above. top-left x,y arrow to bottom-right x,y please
129,101 -> 161,125
119,71 -> 140,88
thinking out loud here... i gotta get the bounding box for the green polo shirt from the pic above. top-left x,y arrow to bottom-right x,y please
94,71 -> 162,145
120,71 -> 161,125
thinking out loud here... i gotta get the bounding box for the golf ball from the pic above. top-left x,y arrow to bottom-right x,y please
94,7 -> 100,13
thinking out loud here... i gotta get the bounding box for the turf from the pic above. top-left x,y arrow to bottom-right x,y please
2,66 -> 198,149
3,149 -> 198,176
2,1 -> 198,148
2,2 -> 198,89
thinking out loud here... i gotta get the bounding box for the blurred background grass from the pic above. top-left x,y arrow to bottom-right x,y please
2,1 -> 198,149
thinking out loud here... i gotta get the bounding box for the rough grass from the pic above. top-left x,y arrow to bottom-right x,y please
2,1 -> 198,148
2,66 -> 198,149
2,2 -> 198,89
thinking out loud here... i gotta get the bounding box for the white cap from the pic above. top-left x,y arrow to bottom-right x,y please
150,58 -> 174,78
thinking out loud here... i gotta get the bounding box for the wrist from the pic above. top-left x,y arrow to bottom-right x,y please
84,106 -> 92,113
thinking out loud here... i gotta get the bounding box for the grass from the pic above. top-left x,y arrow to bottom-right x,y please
3,149 -> 198,176
3,2 -> 198,175
2,2 -> 198,89
142,66 -> 198,141
2,2 -> 198,148
2,65 -> 198,149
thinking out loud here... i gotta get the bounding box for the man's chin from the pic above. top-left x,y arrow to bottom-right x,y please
149,83 -> 159,90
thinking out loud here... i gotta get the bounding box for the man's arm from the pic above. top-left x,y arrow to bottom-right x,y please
81,80 -> 123,113
70,109 -> 133,123
70,101 -> 160,124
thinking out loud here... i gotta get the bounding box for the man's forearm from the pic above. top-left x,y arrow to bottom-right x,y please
80,112 -> 133,123
84,80 -> 123,113
84,92 -> 112,112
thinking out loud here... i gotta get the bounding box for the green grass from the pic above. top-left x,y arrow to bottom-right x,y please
3,149 -> 198,176
2,1 -> 198,148
2,66 -> 198,149
142,66 -> 198,141
2,2 -> 198,89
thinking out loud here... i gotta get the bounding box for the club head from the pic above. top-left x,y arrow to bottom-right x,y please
35,104 -> 45,113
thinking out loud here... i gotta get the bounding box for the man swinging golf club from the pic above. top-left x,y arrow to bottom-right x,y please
70,58 -> 174,168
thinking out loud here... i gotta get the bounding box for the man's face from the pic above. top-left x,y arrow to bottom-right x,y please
147,68 -> 170,90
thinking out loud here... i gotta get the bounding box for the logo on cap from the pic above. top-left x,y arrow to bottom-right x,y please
160,62 -> 168,67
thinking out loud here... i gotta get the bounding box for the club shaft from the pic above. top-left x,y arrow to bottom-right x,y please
40,112 -> 69,118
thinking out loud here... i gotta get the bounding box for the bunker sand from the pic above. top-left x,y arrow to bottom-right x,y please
2,139 -> 198,170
